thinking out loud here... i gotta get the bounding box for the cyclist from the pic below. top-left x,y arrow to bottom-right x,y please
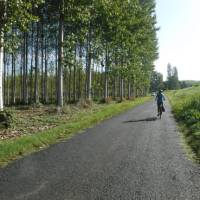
155,89 -> 165,116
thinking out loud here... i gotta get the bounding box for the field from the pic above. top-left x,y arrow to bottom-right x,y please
167,86 -> 200,162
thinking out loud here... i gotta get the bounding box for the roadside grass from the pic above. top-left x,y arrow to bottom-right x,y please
167,86 -> 200,163
0,97 -> 151,167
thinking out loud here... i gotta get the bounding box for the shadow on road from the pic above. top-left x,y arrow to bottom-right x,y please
123,117 -> 157,123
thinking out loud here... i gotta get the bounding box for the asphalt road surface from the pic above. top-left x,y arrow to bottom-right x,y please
0,100 -> 200,200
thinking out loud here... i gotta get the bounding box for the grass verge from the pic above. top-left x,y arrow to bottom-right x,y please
0,97 -> 150,167
167,86 -> 200,163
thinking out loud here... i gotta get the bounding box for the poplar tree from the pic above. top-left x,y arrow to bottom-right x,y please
0,0 -> 43,110
1,0 -> 159,108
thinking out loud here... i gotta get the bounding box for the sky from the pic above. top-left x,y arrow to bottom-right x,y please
155,0 -> 200,81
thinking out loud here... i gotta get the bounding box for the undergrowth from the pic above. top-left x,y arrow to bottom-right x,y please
167,86 -> 200,162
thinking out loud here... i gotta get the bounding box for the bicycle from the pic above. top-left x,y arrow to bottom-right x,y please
158,103 -> 163,119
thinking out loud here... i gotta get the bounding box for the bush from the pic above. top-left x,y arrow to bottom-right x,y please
99,97 -> 112,104
116,97 -> 126,103
168,87 -> 200,160
0,111 -> 13,128
175,96 -> 200,126
77,99 -> 93,108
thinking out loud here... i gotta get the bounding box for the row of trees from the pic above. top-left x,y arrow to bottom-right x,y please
166,64 -> 199,89
150,64 -> 200,92
166,63 -> 179,90
150,64 -> 180,92
150,70 -> 163,92
0,0 -> 158,110
150,66 -> 200,92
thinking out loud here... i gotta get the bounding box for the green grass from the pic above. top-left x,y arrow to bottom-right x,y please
0,97 -> 151,167
167,86 -> 200,162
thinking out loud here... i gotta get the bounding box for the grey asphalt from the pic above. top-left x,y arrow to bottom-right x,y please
0,100 -> 200,200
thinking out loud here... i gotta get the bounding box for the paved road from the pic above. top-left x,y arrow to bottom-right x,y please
0,100 -> 200,200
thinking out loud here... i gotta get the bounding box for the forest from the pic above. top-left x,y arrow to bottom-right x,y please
0,0 -> 158,111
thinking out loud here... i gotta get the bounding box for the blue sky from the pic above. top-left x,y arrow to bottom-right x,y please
155,0 -> 200,81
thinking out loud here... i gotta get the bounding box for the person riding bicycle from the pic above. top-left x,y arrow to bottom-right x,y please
155,89 -> 165,116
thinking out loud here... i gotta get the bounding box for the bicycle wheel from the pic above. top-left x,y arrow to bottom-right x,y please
159,104 -> 162,119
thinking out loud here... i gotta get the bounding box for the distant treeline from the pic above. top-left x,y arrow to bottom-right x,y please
179,80 -> 200,89
150,63 -> 200,92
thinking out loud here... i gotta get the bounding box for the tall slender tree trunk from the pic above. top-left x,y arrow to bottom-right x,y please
120,77 -> 124,101
11,52 -> 16,104
73,47 -> 76,102
34,23 -> 39,104
117,73 -> 121,97
44,38 -> 48,103
131,83 -> 133,98
3,49 -> 6,106
113,76 -> 116,100
113,53 -> 117,100
128,79 -> 131,99
0,0 -> 5,110
101,60 -> 104,98
77,45 -> 82,100
120,58 -> 124,101
50,75 -> 53,103
86,28 -> 92,100
19,50 -> 23,102
22,32 -> 25,103
41,21 -> 44,103
6,56 -> 9,105
78,66 -> 82,100
30,23 -> 34,104
94,59 -> 98,99
68,65 -> 71,102
104,46 -> 109,99
24,32 -> 28,104
63,68 -> 67,103
91,58 -> 95,99
55,37 -> 58,103
0,34 -> 4,110
57,2 -> 64,110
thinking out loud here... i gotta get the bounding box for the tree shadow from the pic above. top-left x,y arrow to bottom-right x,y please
123,117 -> 158,123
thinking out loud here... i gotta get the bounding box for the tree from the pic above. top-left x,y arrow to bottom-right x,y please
172,67 -> 179,89
150,71 -> 164,92
0,0 -> 43,110
166,63 -> 179,90
1,0 -> 159,108
57,0 -> 64,110
0,0 -> 6,110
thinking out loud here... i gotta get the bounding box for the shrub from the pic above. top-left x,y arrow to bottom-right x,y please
77,99 -> 93,108
0,111 -> 13,128
168,87 -> 200,160
100,97 -> 112,104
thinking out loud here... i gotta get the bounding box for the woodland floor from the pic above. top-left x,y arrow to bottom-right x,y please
0,102 -> 103,140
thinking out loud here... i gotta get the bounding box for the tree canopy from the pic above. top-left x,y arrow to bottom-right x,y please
0,0 -> 159,108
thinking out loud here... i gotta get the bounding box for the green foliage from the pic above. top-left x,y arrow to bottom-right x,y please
2,0 -> 158,106
0,0 -> 44,48
179,80 -> 200,89
168,86 -> 200,161
166,63 -> 180,90
150,70 -> 164,92
5,1 -> 38,29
